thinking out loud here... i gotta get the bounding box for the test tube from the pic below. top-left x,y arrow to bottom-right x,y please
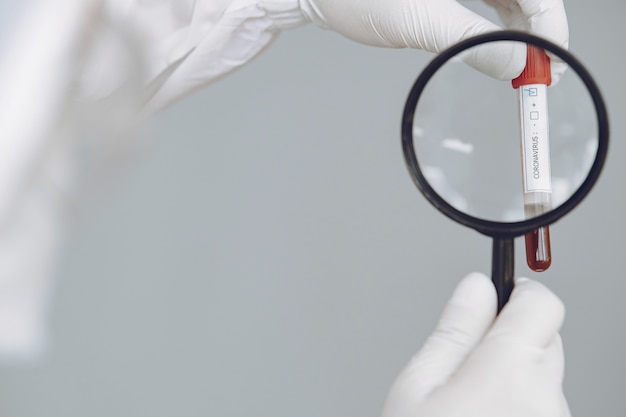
512,45 -> 552,272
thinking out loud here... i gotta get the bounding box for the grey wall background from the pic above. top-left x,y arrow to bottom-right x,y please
1,1 -> 624,415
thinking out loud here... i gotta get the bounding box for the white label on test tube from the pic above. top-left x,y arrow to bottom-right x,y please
518,84 -> 552,193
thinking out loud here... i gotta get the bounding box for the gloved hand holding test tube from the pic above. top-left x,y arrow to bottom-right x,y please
513,45 -> 553,272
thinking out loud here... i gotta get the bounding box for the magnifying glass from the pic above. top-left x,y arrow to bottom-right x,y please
401,31 -> 609,312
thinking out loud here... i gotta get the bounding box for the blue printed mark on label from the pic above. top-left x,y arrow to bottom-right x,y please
524,87 -> 538,97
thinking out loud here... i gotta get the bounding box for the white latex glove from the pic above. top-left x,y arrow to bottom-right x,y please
299,0 -> 569,82
382,273 -> 571,417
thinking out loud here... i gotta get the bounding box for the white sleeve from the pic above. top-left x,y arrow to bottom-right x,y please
0,0 -> 307,360
83,0 -> 307,114
0,0 -> 94,360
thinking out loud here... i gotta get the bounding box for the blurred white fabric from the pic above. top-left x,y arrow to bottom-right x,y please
0,0 -> 303,360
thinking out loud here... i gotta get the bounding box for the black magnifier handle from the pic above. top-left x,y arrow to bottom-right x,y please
492,237 -> 515,313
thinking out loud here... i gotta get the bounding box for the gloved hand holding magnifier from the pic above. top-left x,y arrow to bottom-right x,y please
402,31 -> 609,311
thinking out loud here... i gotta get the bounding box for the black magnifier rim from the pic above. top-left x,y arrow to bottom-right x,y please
402,30 -> 609,238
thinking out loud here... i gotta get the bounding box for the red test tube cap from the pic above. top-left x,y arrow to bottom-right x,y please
512,44 -> 552,88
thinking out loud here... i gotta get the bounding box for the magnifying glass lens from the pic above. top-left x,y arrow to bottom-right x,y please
402,32 -> 608,310
412,41 -> 598,223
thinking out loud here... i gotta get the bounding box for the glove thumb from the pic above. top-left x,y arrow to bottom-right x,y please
299,0 -> 527,80
382,273 -> 497,416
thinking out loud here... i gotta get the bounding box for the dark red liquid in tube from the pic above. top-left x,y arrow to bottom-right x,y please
524,225 -> 552,272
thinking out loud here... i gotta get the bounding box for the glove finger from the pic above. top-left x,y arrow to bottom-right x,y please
303,0 -> 526,80
457,37 -> 526,81
411,0 -> 528,80
484,0 -> 528,30
563,395 -> 573,417
540,333 -> 571,417
484,0 -> 568,48
409,0 -> 528,81
400,272 -> 497,399
515,0 -> 569,48
545,334 -> 565,384
484,0 -> 569,83
544,334 -> 573,417
485,278 -> 565,349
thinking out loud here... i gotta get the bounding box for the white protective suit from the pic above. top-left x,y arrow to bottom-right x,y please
0,0 -> 571,415
0,0 -> 309,359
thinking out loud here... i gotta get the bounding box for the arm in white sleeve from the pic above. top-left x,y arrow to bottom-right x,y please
0,0 -> 304,360
0,0 -> 96,360
83,0 -> 307,114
